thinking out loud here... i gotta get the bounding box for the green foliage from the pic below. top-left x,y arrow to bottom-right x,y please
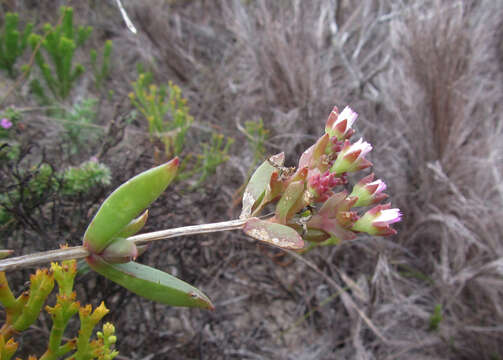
428,304 -> 443,331
83,160 -> 214,309
28,161 -> 111,198
60,98 -> 100,154
62,160 -> 112,195
83,159 -> 178,254
233,118 -> 269,199
194,133 -> 234,187
0,12 -> 33,77
129,69 -> 234,187
90,40 -> 113,90
243,118 -> 269,167
88,258 -> 214,309
129,72 -> 193,157
0,260 -> 118,359
27,6 -> 92,100
0,158 -> 111,226
176,133 -> 234,188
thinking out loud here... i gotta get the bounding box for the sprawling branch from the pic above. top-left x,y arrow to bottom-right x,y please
0,219 -> 248,272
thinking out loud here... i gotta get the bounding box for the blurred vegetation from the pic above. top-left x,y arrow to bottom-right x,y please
90,40 -> 112,91
0,12 -> 32,77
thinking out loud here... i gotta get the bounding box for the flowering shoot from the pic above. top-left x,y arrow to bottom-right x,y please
242,104 -> 401,250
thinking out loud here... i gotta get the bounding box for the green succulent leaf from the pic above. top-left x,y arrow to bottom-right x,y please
83,158 -> 179,254
87,255 -> 214,310
101,238 -> 138,264
243,217 -> 304,250
240,153 -> 284,219
115,210 -> 149,238
274,180 -> 305,224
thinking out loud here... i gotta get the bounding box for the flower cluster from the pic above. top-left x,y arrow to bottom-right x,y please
241,105 -> 401,249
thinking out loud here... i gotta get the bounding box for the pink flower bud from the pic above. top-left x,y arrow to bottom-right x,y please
306,191 -> 359,241
330,138 -> 373,174
325,106 -> 358,140
351,203 -> 402,236
298,133 -> 330,171
307,170 -> 343,202
350,173 -> 388,207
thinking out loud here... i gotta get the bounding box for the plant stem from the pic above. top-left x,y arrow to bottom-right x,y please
0,219 -> 248,272
127,218 -> 247,245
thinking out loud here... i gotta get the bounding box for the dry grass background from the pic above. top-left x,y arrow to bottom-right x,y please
1,0 -> 503,359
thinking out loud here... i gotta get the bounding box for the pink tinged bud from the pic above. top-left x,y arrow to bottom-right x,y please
312,133 -> 330,169
330,138 -> 373,174
351,173 -> 389,207
298,133 -> 330,171
1,118 -> 12,129
330,137 -> 344,153
299,144 -> 315,170
308,170 -> 343,202
325,105 -> 339,132
306,191 -> 358,241
351,203 -> 402,236
325,106 -> 358,140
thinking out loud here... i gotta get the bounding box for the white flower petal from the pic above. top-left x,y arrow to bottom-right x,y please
348,138 -> 372,158
375,208 -> 402,224
368,179 -> 387,193
338,106 -> 358,129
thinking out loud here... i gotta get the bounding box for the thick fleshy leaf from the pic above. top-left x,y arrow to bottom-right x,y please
115,210 -> 149,238
275,180 -> 305,224
84,158 -> 179,254
303,228 -> 331,243
311,133 -> 330,170
101,238 -> 138,264
298,144 -> 315,170
87,255 -> 214,310
307,213 -> 356,241
243,217 -> 304,249
240,153 -> 284,219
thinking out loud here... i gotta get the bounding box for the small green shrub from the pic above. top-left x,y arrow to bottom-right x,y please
243,118 -> 269,166
0,156 -> 111,226
60,98 -> 101,154
27,6 -> 92,100
0,12 -> 33,77
62,160 -> 111,195
178,133 -> 234,188
90,40 -> 113,91
428,304 -> 443,331
129,71 -> 193,158
129,70 -> 234,187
